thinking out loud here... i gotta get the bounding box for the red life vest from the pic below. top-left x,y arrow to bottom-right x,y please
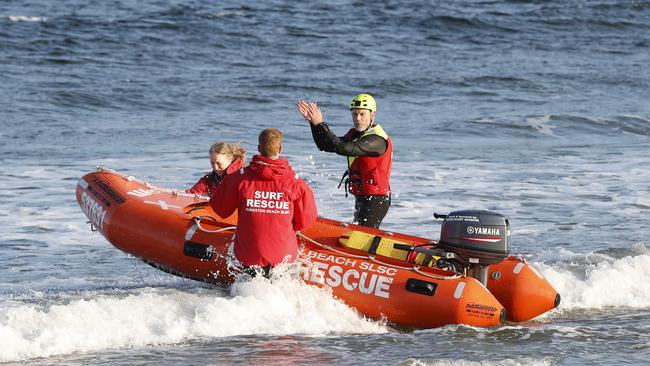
344,124 -> 393,196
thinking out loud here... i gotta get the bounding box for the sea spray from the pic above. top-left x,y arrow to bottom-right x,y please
535,251 -> 650,311
0,273 -> 385,362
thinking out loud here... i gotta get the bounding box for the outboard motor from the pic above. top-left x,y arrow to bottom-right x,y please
435,210 -> 510,286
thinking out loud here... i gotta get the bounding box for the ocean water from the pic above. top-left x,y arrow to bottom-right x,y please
1,0 -> 650,365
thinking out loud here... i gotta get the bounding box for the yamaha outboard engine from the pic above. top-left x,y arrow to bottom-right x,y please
436,210 -> 510,286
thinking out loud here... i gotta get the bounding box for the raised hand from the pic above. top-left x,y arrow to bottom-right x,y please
297,100 -> 324,125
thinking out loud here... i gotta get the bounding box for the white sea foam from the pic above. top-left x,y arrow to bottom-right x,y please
0,275 -> 385,362
398,357 -> 556,366
535,251 -> 650,311
526,115 -> 557,137
211,10 -> 248,18
6,15 -> 47,22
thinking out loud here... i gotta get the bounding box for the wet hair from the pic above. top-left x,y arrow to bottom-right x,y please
258,128 -> 282,157
209,142 -> 246,162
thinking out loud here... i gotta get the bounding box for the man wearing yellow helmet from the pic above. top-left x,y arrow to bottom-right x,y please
297,94 -> 393,228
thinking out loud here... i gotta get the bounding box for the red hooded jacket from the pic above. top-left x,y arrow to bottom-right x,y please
186,158 -> 244,196
210,155 -> 318,266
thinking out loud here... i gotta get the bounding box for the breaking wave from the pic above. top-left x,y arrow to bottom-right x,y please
0,275 -> 386,362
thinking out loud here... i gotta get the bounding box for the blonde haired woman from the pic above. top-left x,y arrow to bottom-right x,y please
187,142 -> 246,196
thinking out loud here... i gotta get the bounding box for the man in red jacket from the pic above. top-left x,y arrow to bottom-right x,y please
210,128 -> 318,275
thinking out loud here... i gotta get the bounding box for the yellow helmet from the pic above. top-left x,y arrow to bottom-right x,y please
349,93 -> 376,112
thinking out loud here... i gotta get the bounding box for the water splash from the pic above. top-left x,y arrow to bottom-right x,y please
0,274 -> 385,362
535,248 -> 650,311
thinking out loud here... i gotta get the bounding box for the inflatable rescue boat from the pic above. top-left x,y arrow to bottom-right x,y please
76,167 -> 560,329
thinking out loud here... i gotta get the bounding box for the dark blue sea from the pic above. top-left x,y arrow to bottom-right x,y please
2,1 -> 650,365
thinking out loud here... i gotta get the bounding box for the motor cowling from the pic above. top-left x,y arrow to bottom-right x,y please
437,210 -> 510,265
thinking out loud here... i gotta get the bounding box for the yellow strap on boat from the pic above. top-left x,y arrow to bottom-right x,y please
338,230 -> 441,268
339,230 -> 410,260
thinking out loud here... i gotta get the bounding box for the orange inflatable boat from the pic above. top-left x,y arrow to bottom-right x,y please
76,167 -> 559,329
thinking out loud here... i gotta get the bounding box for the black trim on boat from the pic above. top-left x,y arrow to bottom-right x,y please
93,178 -> 126,204
183,241 -> 213,260
406,278 -> 438,296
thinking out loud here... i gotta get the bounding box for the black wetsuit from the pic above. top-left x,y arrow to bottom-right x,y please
310,122 -> 391,228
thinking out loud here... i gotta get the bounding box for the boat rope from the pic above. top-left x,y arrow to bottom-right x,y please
296,232 -> 462,281
193,216 -> 236,234
96,166 -> 199,198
